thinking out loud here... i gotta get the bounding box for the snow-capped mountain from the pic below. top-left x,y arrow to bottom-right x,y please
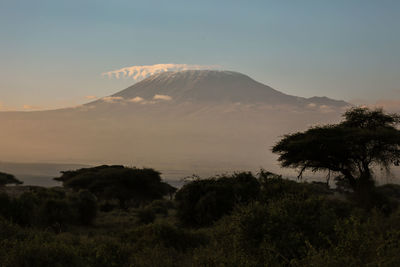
107,70 -> 347,107
0,70 -> 350,181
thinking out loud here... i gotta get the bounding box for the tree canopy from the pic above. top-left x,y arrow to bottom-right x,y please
0,172 -> 22,186
55,165 -> 175,208
272,107 -> 400,192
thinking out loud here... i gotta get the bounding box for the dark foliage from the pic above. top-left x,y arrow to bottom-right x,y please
175,172 -> 260,226
272,107 -> 400,196
0,172 -> 22,186
74,190 -> 98,225
55,165 -> 176,208
135,207 -> 156,224
0,173 -> 400,266
0,188 -> 97,229
258,169 -> 332,202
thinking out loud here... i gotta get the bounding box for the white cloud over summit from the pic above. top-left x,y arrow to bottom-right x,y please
153,94 -> 172,101
102,95 -> 173,104
102,64 -> 220,81
102,96 -> 124,103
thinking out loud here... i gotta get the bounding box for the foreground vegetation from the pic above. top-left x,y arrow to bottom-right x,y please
0,169 -> 400,266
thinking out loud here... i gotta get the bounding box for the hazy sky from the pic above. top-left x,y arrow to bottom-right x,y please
1,0 -> 399,110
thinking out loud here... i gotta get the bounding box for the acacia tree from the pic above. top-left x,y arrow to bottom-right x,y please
272,107 -> 400,193
0,172 -> 22,186
55,165 -> 174,208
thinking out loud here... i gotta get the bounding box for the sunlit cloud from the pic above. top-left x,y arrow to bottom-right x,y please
85,95 -> 98,100
319,105 -> 334,113
100,94 -> 174,105
153,94 -> 172,101
0,102 -> 15,111
102,96 -> 124,103
23,105 -> 43,111
128,96 -> 145,103
102,63 -> 221,81
374,99 -> 400,112
306,103 -> 317,109
350,98 -> 400,112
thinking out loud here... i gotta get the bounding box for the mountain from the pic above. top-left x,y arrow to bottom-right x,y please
0,70 -> 352,182
109,70 -> 347,106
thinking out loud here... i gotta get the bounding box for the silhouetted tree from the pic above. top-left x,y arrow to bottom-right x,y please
0,172 -> 22,186
55,165 -> 175,208
272,107 -> 400,194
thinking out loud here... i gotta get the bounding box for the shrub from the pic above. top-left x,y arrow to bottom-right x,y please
145,199 -> 175,216
222,196 -> 354,264
127,222 -> 208,252
136,207 -> 156,224
38,199 -> 76,230
0,188 -> 98,229
75,190 -> 98,225
175,172 -> 260,227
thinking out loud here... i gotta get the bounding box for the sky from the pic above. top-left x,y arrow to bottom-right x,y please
0,0 -> 399,110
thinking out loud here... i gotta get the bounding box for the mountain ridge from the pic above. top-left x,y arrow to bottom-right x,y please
108,70 -> 348,107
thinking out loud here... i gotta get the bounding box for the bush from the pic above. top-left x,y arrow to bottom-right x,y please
75,190 -> 98,225
207,195 -> 355,265
175,172 -> 260,227
126,222 -> 208,252
136,207 -> 156,224
38,199 -> 76,230
0,192 -> 39,226
258,170 -> 332,202
297,211 -> 400,266
0,188 -> 98,229
145,199 -> 175,216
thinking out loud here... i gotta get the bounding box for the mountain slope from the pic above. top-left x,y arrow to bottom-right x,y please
110,70 -> 348,106
0,70 -> 351,181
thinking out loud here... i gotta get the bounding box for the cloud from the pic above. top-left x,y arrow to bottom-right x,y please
85,95 -> 98,100
374,100 -> 400,112
0,102 -> 15,111
102,96 -> 124,103
319,105 -> 334,113
153,94 -> 172,101
77,105 -> 96,111
100,95 -> 173,105
102,63 -> 220,81
22,105 -> 43,111
349,99 -> 400,112
128,96 -> 145,103
306,103 -> 317,109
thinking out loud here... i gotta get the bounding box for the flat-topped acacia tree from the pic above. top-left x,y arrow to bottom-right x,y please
54,165 -> 175,208
272,107 -> 400,193
0,172 -> 22,186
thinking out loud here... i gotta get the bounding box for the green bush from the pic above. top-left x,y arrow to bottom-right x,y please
0,188 -> 98,229
175,172 -> 260,227
38,199 -> 76,230
197,195 -> 355,265
75,190 -> 98,225
136,207 -> 156,224
297,211 -> 400,266
145,199 -> 175,216
126,222 -> 208,252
